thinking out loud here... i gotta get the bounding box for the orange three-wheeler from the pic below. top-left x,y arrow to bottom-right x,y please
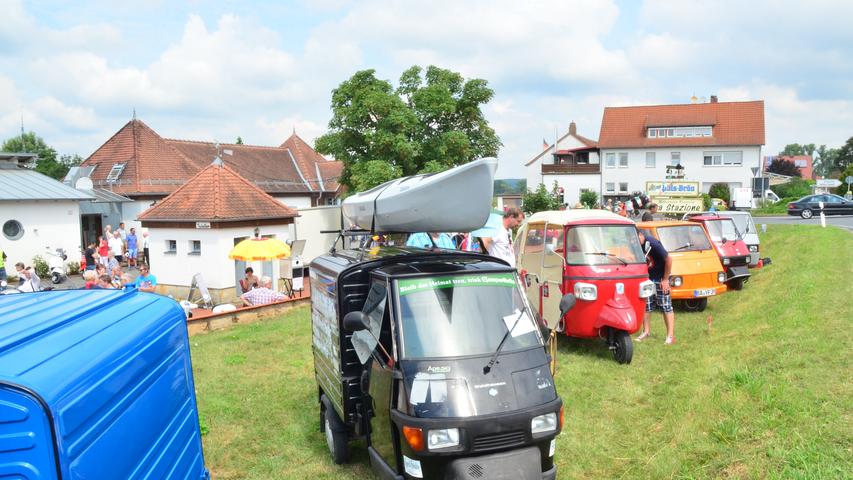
637,221 -> 727,312
516,210 -> 653,364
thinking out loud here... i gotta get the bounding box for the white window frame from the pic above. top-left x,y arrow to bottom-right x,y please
618,182 -> 629,193
648,129 -> 657,138
618,152 -> 628,168
605,152 -> 616,168
165,239 -> 177,254
605,182 -> 616,194
671,152 -> 681,166
703,151 -> 743,167
188,240 -> 201,255
645,152 -> 656,168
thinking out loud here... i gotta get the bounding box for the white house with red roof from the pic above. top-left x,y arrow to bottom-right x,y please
138,158 -> 298,303
73,119 -> 343,233
524,121 -> 600,206
598,99 -> 765,202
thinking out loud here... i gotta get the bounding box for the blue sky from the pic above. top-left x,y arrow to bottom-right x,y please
2,0 -> 852,179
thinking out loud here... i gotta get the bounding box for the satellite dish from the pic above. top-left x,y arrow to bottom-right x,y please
75,177 -> 94,190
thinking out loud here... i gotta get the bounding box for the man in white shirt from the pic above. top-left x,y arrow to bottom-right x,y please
109,231 -> 124,263
481,207 -> 524,267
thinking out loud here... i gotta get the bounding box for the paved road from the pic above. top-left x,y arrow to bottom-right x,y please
754,215 -> 853,231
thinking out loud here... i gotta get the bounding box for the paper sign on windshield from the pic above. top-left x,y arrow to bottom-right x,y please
503,309 -> 536,337
398,273 -> 516,296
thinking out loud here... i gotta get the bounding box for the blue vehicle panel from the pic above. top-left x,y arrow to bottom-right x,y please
0,289 -> 208,480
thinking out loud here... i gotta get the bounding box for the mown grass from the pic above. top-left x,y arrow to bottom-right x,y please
192,225 -> 852,479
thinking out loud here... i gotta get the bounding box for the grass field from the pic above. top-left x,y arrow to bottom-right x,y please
192,225 -> 853,479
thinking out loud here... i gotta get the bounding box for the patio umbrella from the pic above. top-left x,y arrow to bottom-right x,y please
469,210 -> 504,238
228,233 -> 291,261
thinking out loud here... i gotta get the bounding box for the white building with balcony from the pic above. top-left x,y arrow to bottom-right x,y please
524,122 -> 600,206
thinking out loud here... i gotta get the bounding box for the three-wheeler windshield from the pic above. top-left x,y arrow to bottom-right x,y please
565,225 -> 645,265
657,225 -> 713,252
704,219 -> 740,242
396,273 -> 539,358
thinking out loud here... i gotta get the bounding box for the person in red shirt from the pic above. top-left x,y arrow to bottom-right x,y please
82,270 -> 97,289
97,235 -> 110,267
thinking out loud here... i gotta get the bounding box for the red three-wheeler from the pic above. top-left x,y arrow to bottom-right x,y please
516,210 -> 654,364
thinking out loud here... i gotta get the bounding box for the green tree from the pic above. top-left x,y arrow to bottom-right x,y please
835,164 -> 853,196
579,190 -> 598,208
814,145 -> 840,178
779,144 -> 805,156
1,131 -> 75,180
235,136 -> 244,145
708,183 -> 731,204
315,66 -> 501,191
767,158 -> 802,177
835,136 -> 853,173
521,183 -> 561,214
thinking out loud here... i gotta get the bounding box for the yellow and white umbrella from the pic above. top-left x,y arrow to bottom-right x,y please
228,234 -> 291,261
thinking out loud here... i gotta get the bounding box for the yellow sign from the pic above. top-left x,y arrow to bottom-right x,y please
646,181 -> 700,197
654,197 -> 704,213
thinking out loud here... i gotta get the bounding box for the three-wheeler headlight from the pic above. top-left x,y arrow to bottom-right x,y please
573,282 -> 597,301
639,280 -> 655,298
531,412 -> 558,434
717,272 -> 726,284
723,258 -> 731,266
748,245 -> 758,253
427,428 -> 460,450
670,276 -> 683,287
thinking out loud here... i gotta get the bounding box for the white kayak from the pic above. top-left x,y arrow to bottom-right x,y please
342,157 -> 498,233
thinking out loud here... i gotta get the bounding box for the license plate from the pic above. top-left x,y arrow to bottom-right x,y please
694,288 -> 716,297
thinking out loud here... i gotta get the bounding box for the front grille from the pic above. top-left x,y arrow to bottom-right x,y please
729,256 -> 749,267
472,430 -> 526,452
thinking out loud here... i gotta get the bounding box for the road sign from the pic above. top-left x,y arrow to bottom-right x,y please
815,179 -> 842,188
846,175 -> 853,185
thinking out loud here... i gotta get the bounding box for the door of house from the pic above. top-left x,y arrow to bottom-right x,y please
81,214 -> 102,249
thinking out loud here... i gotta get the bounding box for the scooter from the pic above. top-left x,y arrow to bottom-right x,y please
45,247 -> 68,284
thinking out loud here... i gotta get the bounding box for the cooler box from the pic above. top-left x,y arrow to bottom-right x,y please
0,289 -> 209,479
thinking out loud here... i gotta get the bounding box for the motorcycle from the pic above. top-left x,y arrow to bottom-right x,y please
45,247 -> 69,284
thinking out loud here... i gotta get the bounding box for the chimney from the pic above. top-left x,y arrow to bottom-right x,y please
569,121 -> 577,136
710,95 -> 718,103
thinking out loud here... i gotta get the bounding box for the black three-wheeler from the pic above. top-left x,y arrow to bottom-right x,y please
310,246 -> 568,480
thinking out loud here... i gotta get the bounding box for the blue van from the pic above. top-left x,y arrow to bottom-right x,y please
0,289 -> 209,479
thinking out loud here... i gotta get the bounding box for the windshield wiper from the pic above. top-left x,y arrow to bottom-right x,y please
483,308 -> 526,374
674,243 -> 693,251
585,252 -> 628,266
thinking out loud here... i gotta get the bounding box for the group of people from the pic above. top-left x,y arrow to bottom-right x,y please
81,262 -> 157,293
85,222 -> 151,271
404,207 -> 525,267
238,267 -> 286,306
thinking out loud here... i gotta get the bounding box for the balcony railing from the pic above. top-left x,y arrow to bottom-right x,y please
541,163 -> 600,174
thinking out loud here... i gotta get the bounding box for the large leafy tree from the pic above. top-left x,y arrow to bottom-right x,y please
778,143 -> 815,157
1,132 -> 79,180
767,157 -> 802,177
521,183 -> 561,214
315,66 -> 502,191
814,144 -> 839,178
835,136 -> 853,173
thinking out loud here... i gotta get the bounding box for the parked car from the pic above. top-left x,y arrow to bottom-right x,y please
787,194 -> 853,219
638,221 -> 727,312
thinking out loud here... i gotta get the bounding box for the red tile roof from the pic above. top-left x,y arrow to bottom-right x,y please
138,161 -> 297,222
598,101 -> 764,148
81,120 -> 343,197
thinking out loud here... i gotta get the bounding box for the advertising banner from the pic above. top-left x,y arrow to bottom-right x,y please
654,197 -> 705,213
645,181 -> 700,197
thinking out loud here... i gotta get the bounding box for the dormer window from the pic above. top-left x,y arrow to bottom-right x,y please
647,126 -> 712,138
106,163 -> 126,182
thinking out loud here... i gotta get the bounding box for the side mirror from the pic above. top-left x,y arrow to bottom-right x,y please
343,311 -> 369,332
721,237 -> 727,244
559,293 -> 576,318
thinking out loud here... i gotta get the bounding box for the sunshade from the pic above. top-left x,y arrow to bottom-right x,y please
228,236 -> 291,261
469,210 -> 504,238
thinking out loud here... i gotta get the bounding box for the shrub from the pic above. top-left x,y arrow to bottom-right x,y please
522,183 -> 561,214
835,164 -> 853,196
31,255 -> 49,278
774,178 -> 813,199
701,193 -> 712,210
67,261 -> 81,273
708,183 -> 731,204
580,190 -> 598,209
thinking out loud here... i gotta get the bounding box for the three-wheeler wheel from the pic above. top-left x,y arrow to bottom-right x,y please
610,328 -> 633,364
321,395 -> 350,464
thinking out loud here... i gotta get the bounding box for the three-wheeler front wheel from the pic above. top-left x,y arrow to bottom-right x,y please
682,298 -> 708,312
611,329 -> 633,364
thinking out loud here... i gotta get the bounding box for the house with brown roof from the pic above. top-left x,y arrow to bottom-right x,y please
524,121 -> 600,206
76,119 -> 343,231
598,98 -> 765,203
138,158 -> 298,302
